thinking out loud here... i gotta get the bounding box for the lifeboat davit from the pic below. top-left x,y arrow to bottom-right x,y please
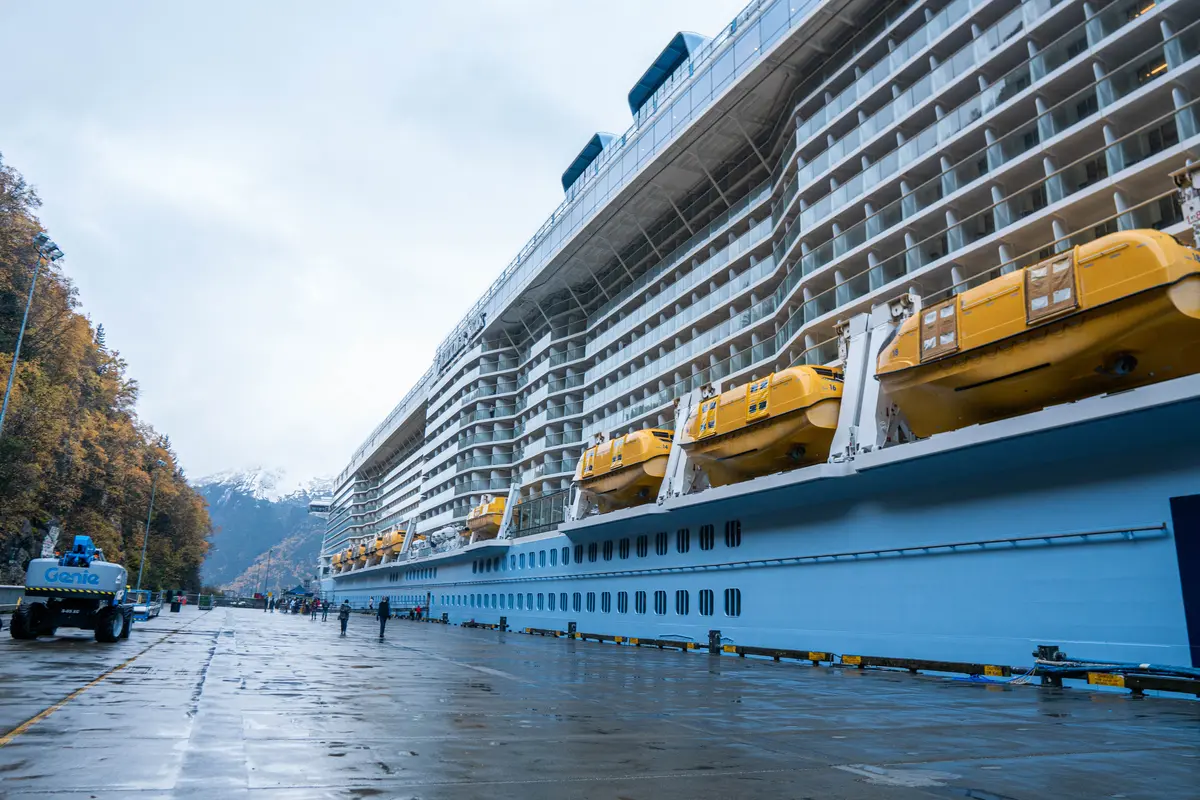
680,366 -> 843,487
876,229 -> 1200,438
467,497 -> 506,539
354,543 -> 368,569
574,429 -> 673,513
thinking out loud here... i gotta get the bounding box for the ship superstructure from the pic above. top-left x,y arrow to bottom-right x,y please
320,0 -> 1200,667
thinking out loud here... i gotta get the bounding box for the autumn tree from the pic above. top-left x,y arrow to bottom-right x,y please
0,153 -> 211,588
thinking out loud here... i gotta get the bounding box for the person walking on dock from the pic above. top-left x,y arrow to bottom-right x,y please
321,600 -> 329,622
368,596 -> 374,612
310,600 -> 319,620
377,596 -> 390,640
338,600 -> 351,636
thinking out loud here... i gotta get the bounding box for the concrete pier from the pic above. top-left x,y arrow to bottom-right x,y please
0,608 -> 1196,798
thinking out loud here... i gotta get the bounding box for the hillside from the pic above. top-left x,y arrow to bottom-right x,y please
195,468 -> 331,594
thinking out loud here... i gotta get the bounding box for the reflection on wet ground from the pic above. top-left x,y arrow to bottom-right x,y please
0,608 -> 1196,798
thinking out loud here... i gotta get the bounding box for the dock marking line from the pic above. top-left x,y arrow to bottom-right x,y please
0,614 -> 208,748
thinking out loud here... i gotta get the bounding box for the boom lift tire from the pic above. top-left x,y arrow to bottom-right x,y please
9,605 -> 36,640
119,610 -> 132,639
28,602 -> 55,637
94,606 -> 123,643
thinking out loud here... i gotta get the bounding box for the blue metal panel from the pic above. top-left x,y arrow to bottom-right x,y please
560,133 -> 616,193
627,32 -> 709,116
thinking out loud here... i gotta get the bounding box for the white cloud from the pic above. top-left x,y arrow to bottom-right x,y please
0,0 -> 739,480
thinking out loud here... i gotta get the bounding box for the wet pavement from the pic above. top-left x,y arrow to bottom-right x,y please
0,608 -> 1196,799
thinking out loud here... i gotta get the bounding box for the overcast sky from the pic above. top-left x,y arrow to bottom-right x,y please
1,1 -> 738,484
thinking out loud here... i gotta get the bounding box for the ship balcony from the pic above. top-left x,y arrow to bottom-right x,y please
457,421 -> 523,450
519,427 -> 584,463
584,231 -> 777,393
778,0 -> 1161,260
585,179 -> 774,349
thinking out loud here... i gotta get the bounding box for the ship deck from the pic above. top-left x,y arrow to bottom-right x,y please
0,608 -> 1196,799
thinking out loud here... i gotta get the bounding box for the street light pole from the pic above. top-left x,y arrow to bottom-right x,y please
263,548 -> 274,597
135,459 -> 167,592
0,233 -> 64,441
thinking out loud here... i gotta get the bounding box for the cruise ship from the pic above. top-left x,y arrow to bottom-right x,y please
318,0 -> 1200,669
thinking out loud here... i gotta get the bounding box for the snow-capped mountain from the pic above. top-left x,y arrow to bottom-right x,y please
194,468 -> 333,592
196,467 -> 333,504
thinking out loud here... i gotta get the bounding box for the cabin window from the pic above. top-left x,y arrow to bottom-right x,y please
472,562 -> 477,574
491,593 -> 497,608
677,528 -> 691,554
575,544 -> 584,564
511,555 -> 517,570
603,541 -> 613,561
586,592 -> 596,613
526,593 -> 533,610
699,589 -> 714,616
675,590 -> 690,616
537,593 -> 544,611
519,553 -> 526,569
548,593 -> 556,611
636,535 -> 649,557
507,593 -> 514,608
485,560 -> 492,573
654,590 -> 667,615
655,531 -> 668,555
724,588 -> 742,617
500,557 -> 507,571
517,593 -> 524,609
919,298 -> 959,361
539,550 -> 546,568
699,525 -> 715,550
562,546 -> 570,565
500,594 -> 507,609
601,592 -> 611,613
635,591 -> 647,614
1025,254 -> 1077,323
561,592 -> 568,611
619,538 -> 630,559
588,543 -> 598,562
617,591 -> 629,614
550,549 -> 558,566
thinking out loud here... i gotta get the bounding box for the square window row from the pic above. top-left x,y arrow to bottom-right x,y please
439,588 -> 742,618
469,521 -> 741,574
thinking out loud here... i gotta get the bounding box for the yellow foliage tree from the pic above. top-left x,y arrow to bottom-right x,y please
1,153 -> 211,588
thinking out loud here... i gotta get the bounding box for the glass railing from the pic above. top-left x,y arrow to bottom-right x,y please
586,180 -> 773,348
587,228 -> 775,381
778,14 -> 1193,291
787,0 -> 1070,236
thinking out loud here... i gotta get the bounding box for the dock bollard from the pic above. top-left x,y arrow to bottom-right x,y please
568,621 -> 577,636
499,616 -> 507,632
441,612 -> 448,624
708,630 -> 722,654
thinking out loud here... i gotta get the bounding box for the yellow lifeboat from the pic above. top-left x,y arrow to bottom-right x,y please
330,552 -> 343,572
380,529 -> 405,560
574,429 -> 673,513
354,543 -> 368,568
341,547 -> 354,572
467,497 -> 506,539
876,229 -> 1200,438
364,534 -> 384,566
680,366 -> 844,486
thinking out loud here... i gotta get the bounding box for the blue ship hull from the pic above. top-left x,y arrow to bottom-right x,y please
332,389 -> 1200,669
